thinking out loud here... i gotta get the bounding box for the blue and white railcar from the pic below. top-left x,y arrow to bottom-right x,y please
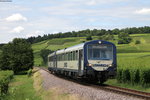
48,40 -> 116,83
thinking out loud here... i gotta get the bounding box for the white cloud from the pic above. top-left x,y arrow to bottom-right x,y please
26,30 -> 44,37
86,0 -> 130,5
135,8 -> 150,15
87,0 -> 97,5
11,26 -> 24,33
5,13 -> 27,22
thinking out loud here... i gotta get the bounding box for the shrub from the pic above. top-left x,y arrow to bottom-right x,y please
118,32 -> 132,44
117,69 -> 122,83
140,69 -> 150,86
40,49 -> 53,65
86,35 -> 92,40
0,71 -> 14,95
117,67 -> 150,87
121,69 -> 130,83
135,40 -> 141,44
130,69 -> 140,84
27,69 -> 32,77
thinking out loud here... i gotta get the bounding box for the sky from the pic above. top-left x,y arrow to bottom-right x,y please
0,0 -> 150,43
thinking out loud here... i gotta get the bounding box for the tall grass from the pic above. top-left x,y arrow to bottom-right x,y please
3,75 -> 41,100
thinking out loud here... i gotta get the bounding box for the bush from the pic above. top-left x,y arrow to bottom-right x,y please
86,35 -> 92,40
117,68 -> 150,87
121,69 -> 130,83
118,32 -> 132,44
27,69 -> 32,77
140,69 -> 150,86
135,40 -> 141,44
117,69 -> 122,83
40,49 -> 53,65
0,71 -> 14,95
130,69 -> 140,84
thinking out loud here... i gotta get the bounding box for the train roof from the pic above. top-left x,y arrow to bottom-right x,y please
56,43 -> 84,54
48,40 -> 115,56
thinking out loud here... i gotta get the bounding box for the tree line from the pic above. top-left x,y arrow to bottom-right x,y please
26,26 -> 150,44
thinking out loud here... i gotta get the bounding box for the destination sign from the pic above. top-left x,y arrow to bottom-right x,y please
92,45 -> 107,49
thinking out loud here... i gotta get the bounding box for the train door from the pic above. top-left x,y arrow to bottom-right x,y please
53,55 -> 57,69
78,50 -> 82,76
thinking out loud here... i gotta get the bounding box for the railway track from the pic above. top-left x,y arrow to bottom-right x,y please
38,67 -> 150,100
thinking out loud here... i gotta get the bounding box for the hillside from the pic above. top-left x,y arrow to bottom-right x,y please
32,33 -> 150,67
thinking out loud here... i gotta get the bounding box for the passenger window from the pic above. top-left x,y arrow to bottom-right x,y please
68,53 -> 70,61
70,52 -> 73,61
62,54 -> 64,61
73,51 -> 75,60
61,54 -> 62,61
64,53 -> 66,61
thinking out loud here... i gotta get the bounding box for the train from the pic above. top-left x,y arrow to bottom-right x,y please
48,40 -> 117,84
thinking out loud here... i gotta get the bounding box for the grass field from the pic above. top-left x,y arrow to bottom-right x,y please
3,75 -> 41,100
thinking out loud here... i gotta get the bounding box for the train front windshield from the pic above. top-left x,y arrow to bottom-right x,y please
87,44 -> 113,60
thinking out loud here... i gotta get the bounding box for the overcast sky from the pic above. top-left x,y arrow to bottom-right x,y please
0,0 -> 150,43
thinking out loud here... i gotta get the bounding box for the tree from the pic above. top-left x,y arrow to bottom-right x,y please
40,49 -> 53,65
0,38 -> 34,74
86,35 -> 92,40
112,28 -> 120,35
118,32 -> 132,44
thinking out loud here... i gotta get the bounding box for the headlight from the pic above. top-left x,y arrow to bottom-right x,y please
87,63 -> 93,66
108,64 -> 112,67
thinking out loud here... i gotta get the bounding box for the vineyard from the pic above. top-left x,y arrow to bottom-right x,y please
117,53 -> 150,87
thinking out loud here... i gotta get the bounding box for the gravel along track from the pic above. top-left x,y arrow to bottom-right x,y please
39,69 -> 143,100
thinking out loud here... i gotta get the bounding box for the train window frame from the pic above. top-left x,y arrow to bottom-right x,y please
87,44 -> 113,60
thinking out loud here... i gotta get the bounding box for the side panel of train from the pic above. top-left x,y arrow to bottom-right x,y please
48,40 -> 117,83
48,49 -> 84,76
